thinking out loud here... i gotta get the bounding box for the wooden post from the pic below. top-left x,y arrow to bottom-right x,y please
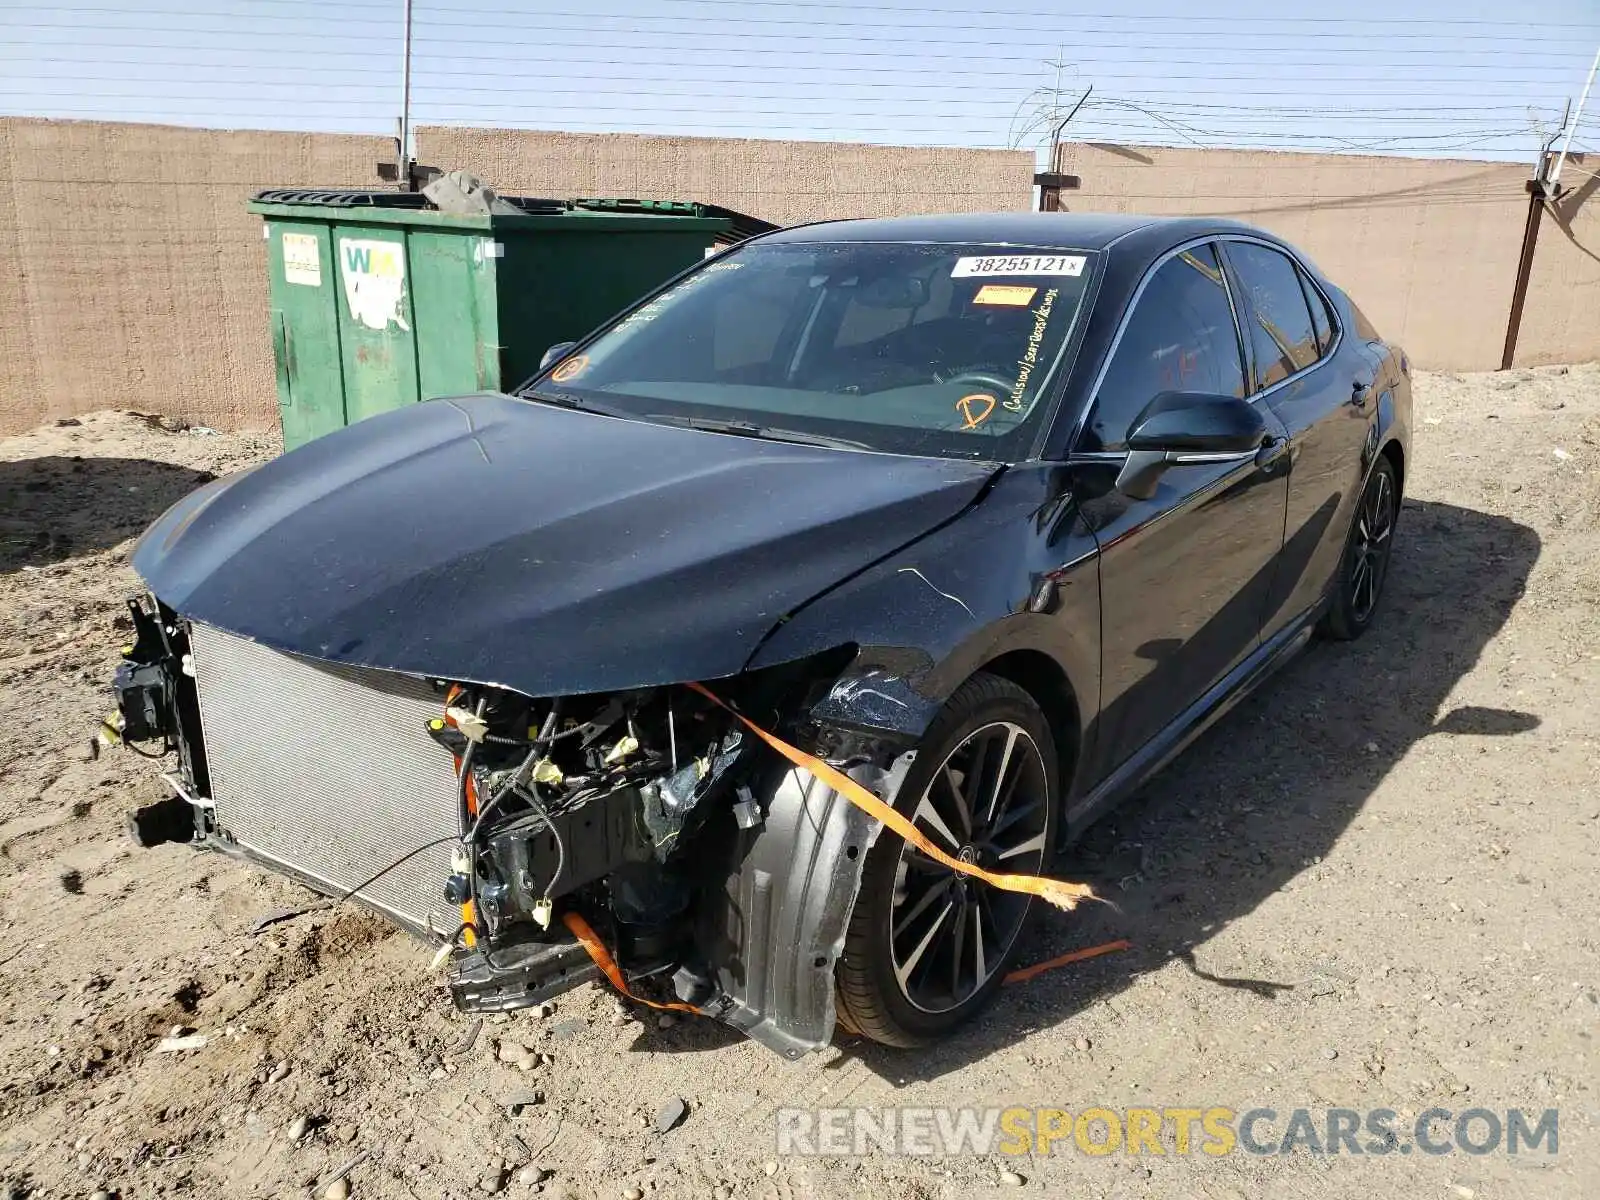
1500,160 -> 1550,371
1033,171 -> 1081,213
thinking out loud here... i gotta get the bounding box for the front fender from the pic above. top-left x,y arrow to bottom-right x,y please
746,464 -> 1101,744
705,464 -> 1103,1056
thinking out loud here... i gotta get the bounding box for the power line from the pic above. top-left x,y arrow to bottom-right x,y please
21,0 -> 1600,32
0,41 -> 1582,93
406,13 -> 1596,53
3,42 -> 1582,87
0,64 -> 1578,118
2,64 -> 1580,88
463,0 -> 1600,26
0,60 -> 1583,107
0,83 -> 1559,125
8,44 -> 1593,66
6,55 -> 1571,122
3,3 -> 1589,163
0,92 -> 1542,142
0,100 -> 1554,146
10,19 -> 1592,60
1130,99 -> 1558,115
0,109 -> 1545,151
0,107 -> 1069,135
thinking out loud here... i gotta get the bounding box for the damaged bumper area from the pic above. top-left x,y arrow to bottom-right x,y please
111,597 -> 910,1058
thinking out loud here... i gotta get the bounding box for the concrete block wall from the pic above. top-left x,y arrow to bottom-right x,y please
0,117 -> 390,433
415,126 -> 1036,227
1056,141 -> 1599,371
1,118 -> 1593,434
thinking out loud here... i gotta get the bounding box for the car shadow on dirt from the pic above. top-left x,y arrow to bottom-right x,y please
838,496 -> 1541,1082
0,456 -> 216,574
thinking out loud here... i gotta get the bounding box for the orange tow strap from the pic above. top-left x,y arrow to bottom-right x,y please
687,682 -> 1099,913
562,910 -> 701,1014
1004,938 -> 1131,985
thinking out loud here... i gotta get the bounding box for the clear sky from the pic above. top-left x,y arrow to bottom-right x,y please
2,0 -> 1598,163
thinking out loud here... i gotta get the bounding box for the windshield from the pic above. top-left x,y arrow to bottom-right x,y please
522,240 -> 1096,460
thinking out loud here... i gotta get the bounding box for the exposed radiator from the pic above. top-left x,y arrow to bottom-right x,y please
189,622 -> 460,935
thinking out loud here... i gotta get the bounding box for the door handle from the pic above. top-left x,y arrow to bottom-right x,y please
1255,434 -> 1289,470
1350,378 -> 1373,406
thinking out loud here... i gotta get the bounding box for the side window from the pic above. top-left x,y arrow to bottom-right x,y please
1225,242 -> 1320,389
1085,243 -> 1245,452
1299,269 -> 1336,355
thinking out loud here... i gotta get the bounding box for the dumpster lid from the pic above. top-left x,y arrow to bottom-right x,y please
250,190 -> 779,241
251,188 -> 569,213
571,197 -> 779,241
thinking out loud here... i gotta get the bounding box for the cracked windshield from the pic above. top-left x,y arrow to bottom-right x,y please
527,242 -> 1095,459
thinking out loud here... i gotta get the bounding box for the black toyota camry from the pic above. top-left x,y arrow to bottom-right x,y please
112,212 -> 1410,1055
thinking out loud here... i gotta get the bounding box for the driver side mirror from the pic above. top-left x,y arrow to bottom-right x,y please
1114,391 -> 1267,500
539,341 -> 579,373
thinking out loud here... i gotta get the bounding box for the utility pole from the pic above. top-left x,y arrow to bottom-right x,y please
399,0 -> 415,190
1501,44 -> 1598,369
1499,149 -> 1551,371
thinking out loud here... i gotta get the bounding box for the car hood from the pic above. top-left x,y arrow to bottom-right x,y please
134,393 -> 999,696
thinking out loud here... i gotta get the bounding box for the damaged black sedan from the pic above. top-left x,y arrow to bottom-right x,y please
112,213 -> 1410,1055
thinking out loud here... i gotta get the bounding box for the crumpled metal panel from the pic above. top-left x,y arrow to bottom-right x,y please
190,622 -> 459,935
705,758 -> 904,1059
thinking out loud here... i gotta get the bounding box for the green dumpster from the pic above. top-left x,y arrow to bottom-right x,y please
249,190 -> 767,451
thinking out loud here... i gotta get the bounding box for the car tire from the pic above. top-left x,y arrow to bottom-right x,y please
1321,455 -> 1399,641
835,673 -> 1058,1047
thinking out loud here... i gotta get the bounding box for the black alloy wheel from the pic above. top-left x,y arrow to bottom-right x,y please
1323,455 -> 1399,640
836,673 -> 1057,1047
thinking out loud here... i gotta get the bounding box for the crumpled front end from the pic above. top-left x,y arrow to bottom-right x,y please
112,598 -> 911,1058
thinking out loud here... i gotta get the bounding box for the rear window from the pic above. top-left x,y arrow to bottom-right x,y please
525,241 -> 1096,460
1225,241 -> 1321,389
1301,271 -> 1337,354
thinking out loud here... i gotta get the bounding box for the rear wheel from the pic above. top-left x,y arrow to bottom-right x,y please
1322,456 -> 1399,641
836,673 -> 1057,1047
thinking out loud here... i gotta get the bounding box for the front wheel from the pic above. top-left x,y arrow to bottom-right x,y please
836,673 -> 1058,1047
1321,456 -> 1399,640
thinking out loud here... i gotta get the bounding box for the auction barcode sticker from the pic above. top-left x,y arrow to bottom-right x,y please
953,254 -> 1085,278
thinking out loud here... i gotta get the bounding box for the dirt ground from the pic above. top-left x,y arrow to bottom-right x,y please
1,369 -> 1597,1200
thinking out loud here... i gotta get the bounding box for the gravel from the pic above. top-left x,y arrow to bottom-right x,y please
2,368 -> 1599,1199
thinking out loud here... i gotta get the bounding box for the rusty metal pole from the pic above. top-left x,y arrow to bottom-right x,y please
1500,153 -> 1550,371
399,0 -> 415,190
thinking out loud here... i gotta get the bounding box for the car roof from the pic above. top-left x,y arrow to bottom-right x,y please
761,211 -> 1260,251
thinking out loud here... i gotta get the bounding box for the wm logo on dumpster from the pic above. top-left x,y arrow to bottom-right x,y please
339,238 -> 410,333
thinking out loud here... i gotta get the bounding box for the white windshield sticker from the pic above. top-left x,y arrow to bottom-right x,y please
952,254 -> 1085,278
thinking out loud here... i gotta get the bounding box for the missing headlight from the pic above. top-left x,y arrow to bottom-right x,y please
439,647 -> 869,1024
